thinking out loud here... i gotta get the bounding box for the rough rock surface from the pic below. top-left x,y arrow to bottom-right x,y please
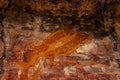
0,0 -> 120,80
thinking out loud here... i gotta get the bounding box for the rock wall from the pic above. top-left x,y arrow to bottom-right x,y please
0,0 -> 120,80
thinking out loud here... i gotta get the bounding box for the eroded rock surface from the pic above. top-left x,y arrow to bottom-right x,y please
0,0 -> 120,80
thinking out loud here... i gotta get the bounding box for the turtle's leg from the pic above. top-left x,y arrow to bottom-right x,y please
18,52 -> 39,67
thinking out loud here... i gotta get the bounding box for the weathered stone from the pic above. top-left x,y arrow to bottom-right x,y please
0,39 -> 4,58
0,0 -> 120,80
115,23 -> 120,42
